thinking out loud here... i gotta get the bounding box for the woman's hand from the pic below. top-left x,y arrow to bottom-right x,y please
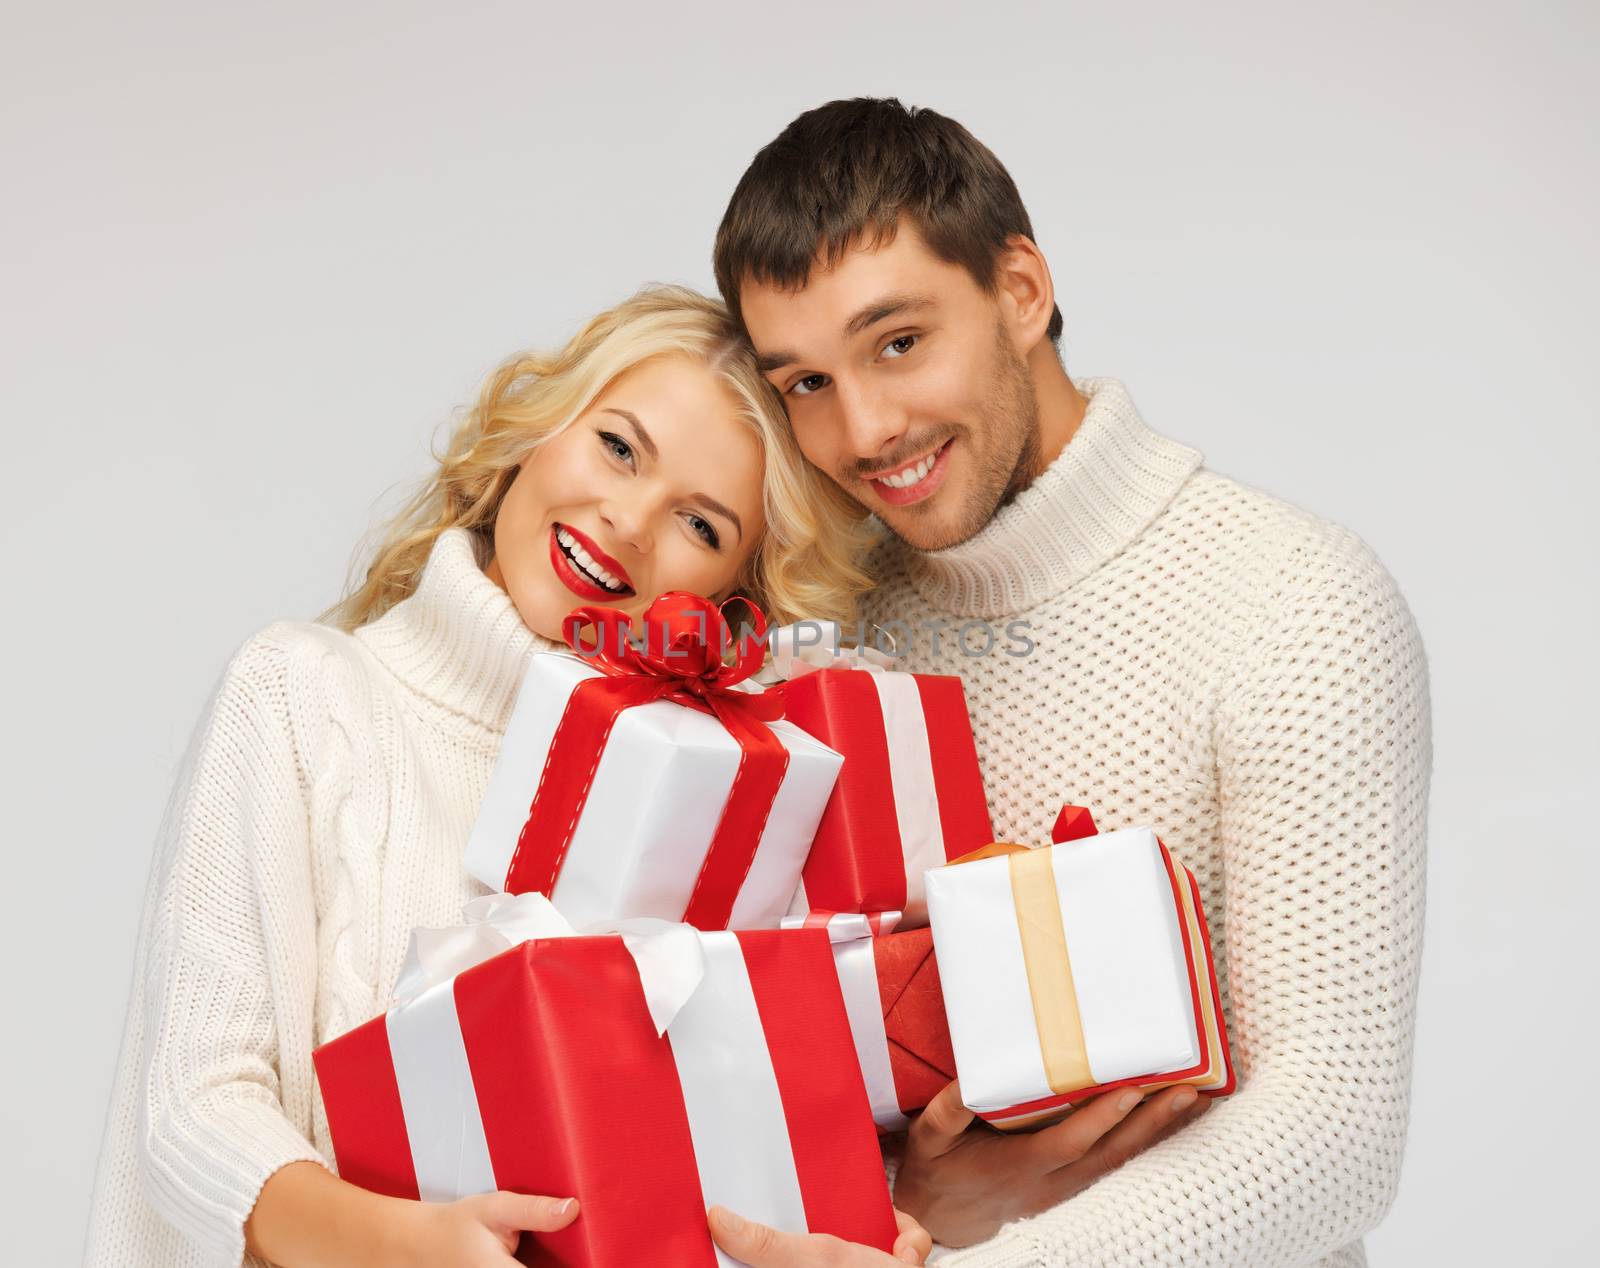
244,1162 -> 579,1268
394,1191 -> 580,1266
707,1205 -> 932,1265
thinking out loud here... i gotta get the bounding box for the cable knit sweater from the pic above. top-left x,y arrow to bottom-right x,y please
870,379 -> 1431,1268
84,528 -> 564,1268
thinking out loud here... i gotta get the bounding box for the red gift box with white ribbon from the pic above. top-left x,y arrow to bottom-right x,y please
768,635 -> 993,923
313,895 -> 897,1267
786,911 -> 956,1132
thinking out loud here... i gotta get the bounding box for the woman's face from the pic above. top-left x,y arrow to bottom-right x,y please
486,355 -> 768,642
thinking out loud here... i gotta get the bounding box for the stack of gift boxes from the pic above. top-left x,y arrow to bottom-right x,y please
313,598 -> 1235,1265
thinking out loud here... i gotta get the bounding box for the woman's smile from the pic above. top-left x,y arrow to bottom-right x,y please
548,523 -> 636,599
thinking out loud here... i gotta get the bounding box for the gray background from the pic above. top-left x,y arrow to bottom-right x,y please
4,2 -> 1595,1263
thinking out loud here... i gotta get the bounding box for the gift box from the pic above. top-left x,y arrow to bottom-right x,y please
465,594 -> 842,930
775,652 -> 993,923
786,912 -> 956,1131
924,808 -> 1234,1130
314,895 -> 898,1267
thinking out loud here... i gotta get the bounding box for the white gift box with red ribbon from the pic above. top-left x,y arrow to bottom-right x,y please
465,649 -> 842,929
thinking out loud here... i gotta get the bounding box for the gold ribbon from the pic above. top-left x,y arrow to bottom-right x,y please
949,842 -> 1092,1095
1007,847 -> 1093,1093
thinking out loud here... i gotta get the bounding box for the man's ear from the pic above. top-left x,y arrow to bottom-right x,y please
994,234 -> 1056,352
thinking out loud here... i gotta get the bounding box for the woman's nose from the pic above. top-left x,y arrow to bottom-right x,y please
599,498 -> 654,555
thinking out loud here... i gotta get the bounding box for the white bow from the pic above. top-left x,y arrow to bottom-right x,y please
755,620 -> 898,685
391,892 -> 707,1035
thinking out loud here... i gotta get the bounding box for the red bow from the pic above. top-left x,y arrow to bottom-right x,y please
560,591 -> 784,721
503,593 -> 790,930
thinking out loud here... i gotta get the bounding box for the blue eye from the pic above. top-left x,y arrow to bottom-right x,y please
789,373 -> 830,397
687,514 -> 721,549
598,430 -> 635,465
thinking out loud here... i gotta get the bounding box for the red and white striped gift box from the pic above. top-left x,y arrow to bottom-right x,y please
780,666 -> 993,924
785,912 -> 957,1132
314,903 -> 896,1267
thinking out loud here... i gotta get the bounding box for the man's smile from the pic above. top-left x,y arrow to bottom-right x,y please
864,438 -> 955,507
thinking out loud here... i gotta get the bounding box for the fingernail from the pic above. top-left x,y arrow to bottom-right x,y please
1118,1091 -> 1141,1112
556,1198 -> 576,1216
1173,1089 -> 1199,1112
899,1249 -> 922,1263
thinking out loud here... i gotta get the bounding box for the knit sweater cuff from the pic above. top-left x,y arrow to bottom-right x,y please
140,1093 -> 328,1268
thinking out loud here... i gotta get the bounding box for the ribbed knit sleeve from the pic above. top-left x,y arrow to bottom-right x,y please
87,631 -> 330,1268
938,528 -> 1431,1267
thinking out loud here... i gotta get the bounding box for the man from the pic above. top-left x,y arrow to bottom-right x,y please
711,98 -> 1431,1267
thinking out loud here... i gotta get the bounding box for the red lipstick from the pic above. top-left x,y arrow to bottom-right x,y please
548,523 -> 636,601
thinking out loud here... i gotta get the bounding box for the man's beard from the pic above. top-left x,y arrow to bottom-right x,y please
876,320 -> 1040,552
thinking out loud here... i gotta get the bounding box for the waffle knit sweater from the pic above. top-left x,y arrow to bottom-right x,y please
871,378 -> 1431,1268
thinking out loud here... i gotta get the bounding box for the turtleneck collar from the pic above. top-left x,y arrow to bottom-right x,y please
353,527 -> 562,731
892,377 -> 1203,619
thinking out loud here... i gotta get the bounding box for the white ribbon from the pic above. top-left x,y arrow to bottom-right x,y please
780,911 -> 909,1131
779,911 -> 904,942
755,620 -> 898,685
392,891 -> 707,1036
667,933 -> 810,1265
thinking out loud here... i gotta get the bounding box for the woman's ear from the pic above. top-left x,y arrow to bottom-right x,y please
994,233 -> 1056,352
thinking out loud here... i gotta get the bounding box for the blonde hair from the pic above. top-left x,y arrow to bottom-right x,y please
324,285 -> 874,633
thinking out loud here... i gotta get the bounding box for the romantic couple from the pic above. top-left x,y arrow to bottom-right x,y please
85,98 -> 1431,1267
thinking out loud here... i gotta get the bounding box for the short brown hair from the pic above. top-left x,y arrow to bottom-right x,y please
714,97 -> 1062,343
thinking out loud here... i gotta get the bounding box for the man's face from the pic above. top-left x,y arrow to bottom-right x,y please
739,220 -> 1040,551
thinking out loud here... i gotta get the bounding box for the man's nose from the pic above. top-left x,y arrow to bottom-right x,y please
834,375 -> 907,463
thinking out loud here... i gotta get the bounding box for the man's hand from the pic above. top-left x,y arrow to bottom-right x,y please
707,1205 -> 932,1265
893,1080 -> 1211,1248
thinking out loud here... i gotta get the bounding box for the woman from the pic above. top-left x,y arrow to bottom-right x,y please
83,286 -> 930,1267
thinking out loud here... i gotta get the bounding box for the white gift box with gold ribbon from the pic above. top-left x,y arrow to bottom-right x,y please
924,822 -> 1234,1130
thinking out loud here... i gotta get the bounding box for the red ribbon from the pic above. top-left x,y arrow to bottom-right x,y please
503,592 -> 790,930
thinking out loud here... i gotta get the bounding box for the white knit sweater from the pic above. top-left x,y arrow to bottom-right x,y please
870,379 -> 1431,1268
84,528 -> 563,1268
